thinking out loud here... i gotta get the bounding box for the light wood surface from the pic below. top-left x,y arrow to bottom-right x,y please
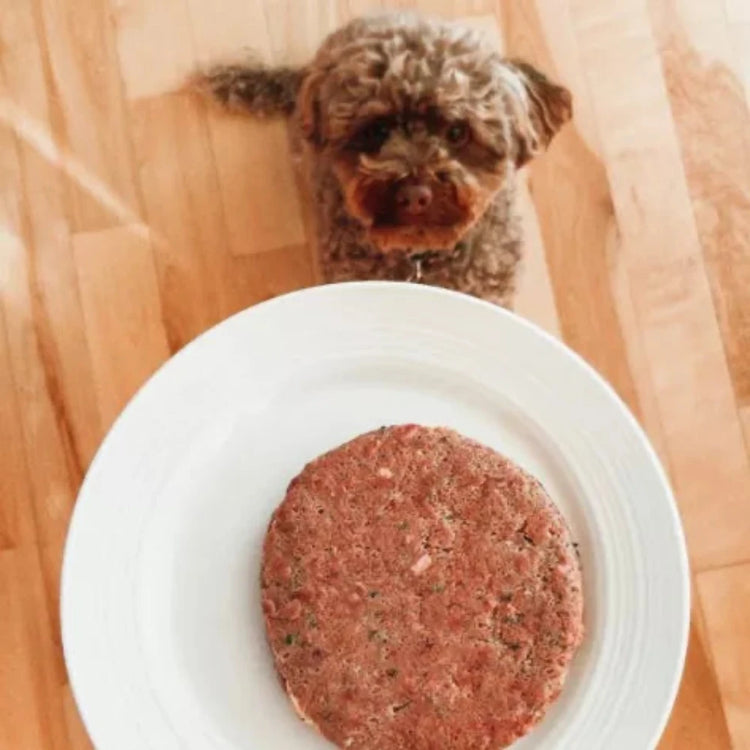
1,1 -> 748,748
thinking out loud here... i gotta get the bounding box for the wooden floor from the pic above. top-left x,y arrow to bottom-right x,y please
1,0 -> 749,747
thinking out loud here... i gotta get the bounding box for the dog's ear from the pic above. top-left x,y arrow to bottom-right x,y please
297,67 -> 326,148
505,60 -> 572,167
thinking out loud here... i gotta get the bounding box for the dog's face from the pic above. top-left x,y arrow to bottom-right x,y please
297,17 -> 572,252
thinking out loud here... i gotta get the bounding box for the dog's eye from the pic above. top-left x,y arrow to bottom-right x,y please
350,118 -> 392,153
446,121 -> 470,146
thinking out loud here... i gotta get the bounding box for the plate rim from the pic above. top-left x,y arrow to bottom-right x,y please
61,281 -> 691,749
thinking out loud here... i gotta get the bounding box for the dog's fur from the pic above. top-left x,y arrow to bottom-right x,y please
198,14 -> 571,306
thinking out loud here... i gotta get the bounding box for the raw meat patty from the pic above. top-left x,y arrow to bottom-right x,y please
261,425 -> 583,749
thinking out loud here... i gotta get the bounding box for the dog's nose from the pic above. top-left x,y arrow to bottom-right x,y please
395,182 -> 433,214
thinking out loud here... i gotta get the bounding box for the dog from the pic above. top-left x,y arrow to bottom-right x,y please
198,13 -> 571,306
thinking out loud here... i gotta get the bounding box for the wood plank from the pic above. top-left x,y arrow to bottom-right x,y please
261,0 -> 341,64
0,216 -> 78,687
199,112 -> 307,257
0,549 -> 69,750
0,0 -> 103,472
125,92 -> 234,349
186,0 -> 307,256
497,1 -> 673,462
126,91 -> 314,344
568,0 -> 750,572
0,6 -> 95,658
114,0 -> 314,348
186,0 -> 274,66
659,619 -> 733,749
113,0 -> 197,101
345,0 -> 388,16
513,175 -> 562,337
72,225 -> 170,431
606,223 -> 671,465
391,0 -> 496,17
698,563 -> 750,749
500,0 -> 643,416
0,290 -> 36,551
34,0 -> 140,231
230,241 -> 317,302
649,0 -> 750,407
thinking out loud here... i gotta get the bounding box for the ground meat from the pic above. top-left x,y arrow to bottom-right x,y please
261,425 -> 584,749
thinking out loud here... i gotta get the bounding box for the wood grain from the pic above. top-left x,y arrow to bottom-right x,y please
73,225 -> 170,430
569,0 -> 750,574
35,0 -> 140,232
0,304 -> 36,551
0,548 -> 69,750
188,0 -> 308,256
698,564 -> 750,749
500,0 -> 643,415
659,620 -> 733,750
650,0 -> 750,406
0,1 -> 747,747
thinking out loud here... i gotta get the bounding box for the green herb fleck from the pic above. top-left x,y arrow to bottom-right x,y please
368,590 -> 379,599
386,668 -> 398,677
284,633 -> 298,646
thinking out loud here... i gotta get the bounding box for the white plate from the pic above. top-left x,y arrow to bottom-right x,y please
61,282 -> 689,750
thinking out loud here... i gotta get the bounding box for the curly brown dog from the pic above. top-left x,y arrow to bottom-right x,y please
198,13 -> 571,306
